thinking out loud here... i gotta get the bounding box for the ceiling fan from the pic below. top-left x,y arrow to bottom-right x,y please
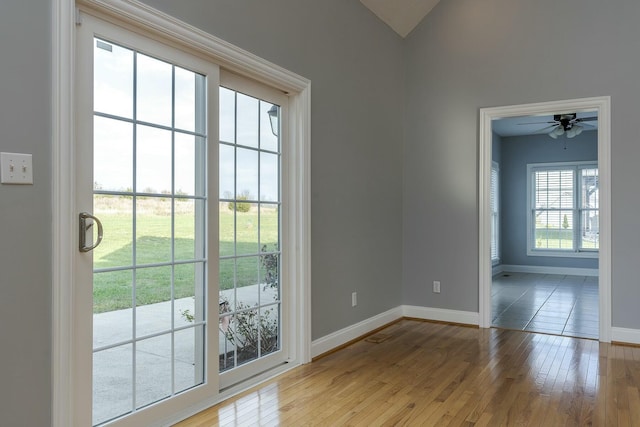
522,113 -> 598,139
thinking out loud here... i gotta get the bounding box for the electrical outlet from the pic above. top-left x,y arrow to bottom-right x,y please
433,281 -> 441,293
352,292 -> 357,307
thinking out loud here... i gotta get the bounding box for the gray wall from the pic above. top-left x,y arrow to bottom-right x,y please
499,131 -> 598,269
403,0 -> 640,329
0,0 -> 52,425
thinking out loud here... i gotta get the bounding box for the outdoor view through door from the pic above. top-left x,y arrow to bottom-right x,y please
92,38 -> 207,425
218,84 -> 283,382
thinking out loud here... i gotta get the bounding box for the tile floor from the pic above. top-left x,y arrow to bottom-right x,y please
491,272 -> 599,339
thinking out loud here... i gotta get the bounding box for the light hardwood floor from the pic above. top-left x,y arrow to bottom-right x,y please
177,319 -> 640,426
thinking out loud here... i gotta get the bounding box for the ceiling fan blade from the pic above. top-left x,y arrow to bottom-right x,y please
576,116 -> 598,122
517,121 -> 557,125
538,124 -> 559,133
580,121 -> 597,128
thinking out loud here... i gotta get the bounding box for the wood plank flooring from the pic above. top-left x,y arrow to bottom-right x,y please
176,320 -> 640,426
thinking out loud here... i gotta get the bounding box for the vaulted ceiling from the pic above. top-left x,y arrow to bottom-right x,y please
359,0 -> 441,38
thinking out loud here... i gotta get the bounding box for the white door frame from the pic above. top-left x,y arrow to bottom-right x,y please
52,0 -> 311,425
478,96 -> 611,342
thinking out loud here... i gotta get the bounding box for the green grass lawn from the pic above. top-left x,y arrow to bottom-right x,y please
534,228 -> 598,249
93,197 -> 278,313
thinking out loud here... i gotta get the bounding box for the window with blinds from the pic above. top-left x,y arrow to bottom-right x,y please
527,162 -> 598,257
490,162 -> 499,264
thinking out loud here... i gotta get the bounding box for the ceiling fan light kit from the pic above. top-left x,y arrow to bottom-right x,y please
546,113 -> 594,139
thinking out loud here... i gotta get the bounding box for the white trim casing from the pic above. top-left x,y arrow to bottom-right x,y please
53,1 -> 311,425
479,97 -> 612,342
52,1 -> 76,426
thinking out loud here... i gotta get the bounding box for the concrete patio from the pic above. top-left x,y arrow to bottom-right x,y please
92,284 -> 278,425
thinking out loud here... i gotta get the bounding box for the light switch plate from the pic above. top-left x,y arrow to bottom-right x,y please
1,152 -> 33,184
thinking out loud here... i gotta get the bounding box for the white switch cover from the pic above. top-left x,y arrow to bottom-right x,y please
1,152 -> 33,184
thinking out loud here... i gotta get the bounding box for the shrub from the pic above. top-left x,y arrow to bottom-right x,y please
219,299 -> 279,371
260,244 -> 279,290
227,191 -> 251,213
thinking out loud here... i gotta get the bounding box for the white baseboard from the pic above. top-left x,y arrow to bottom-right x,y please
611,327 -> 640,345
402,305 -> 479,326
310,307 -> 402,358
499,264 -> 599,277
311,306 -> 481,358
492,264 -> 504,276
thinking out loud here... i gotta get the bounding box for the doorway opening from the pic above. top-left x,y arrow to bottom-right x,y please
478,97 -> 611,342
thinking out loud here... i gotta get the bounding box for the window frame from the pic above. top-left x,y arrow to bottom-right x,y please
217,71 -> 290,389
526,161 -> 599,258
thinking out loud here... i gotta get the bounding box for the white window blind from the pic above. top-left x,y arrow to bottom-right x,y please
490,162 -> 499,263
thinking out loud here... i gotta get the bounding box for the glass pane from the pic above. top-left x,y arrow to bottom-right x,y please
136,266 -> 172,337
220,87 -> 235,143
93,345 -> 133,426
136,334 -> 172,408
94,195 -> 133,269
260,204 -> 279,304
137,125 -> 172,195
582,168 -> 599,209
94,38 -> 133,119
219,258 -> 236,310
219,314 -> 236,372
581,210 -> 599,249
260,152 -> 278,202
560,211 -> 573,248
219,144 -> 235,199
175,326 -> 204,393
260,204 -> 279,247
220,203 -> 235,257
236,256 -> 259,303
236,147 -> 258,202
136,197 -> 172,264
174,66 -> 196,132
560,172 -> 574,209
534,211 -> 548,249
136,53 -> 172,126
175,132 -> 196,197
235,307 -> 259,366
175,198 -> 196,261
260,101 -> 278,152
93,270 -> 133,348
94,117 -> 133,192
260,251 -> 279,304
236,92 -> 259,148
175,263 -> 204,326
236,206 -> 258,256
259,304 -> 280,357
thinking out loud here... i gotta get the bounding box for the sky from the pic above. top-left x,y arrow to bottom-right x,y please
93,38 -> 279,202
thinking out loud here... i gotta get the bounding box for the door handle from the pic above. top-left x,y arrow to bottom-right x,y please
79,212 -> 104,252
